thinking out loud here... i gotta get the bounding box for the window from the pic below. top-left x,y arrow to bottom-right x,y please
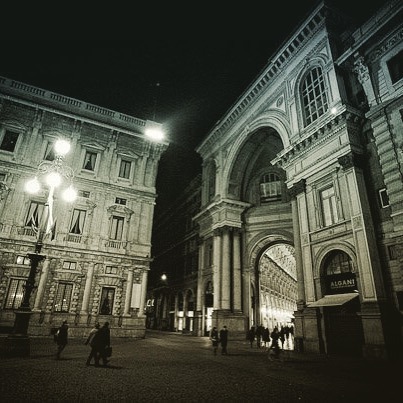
16,255 -> 30,265
260,173 -> 281,202
44,142 -> 56,161
0,173 -> 6,182
110,216 -> 124,240
325,250 -> 353,275
25,201 -> 45,228
115,197 -> 127,205
4,278 -> 25,309
54,282 -> 73,312
82,151 -> 97,171
320,186 -> 338,226
105,266 -> 118,274
69,209 -> 86,234
100,287 -> 115,314
62,261 -> 77,270
301,67 -> 328,126
118,159 -> 131,179
387,50 -> 403,84
78,190 -> 90,198
0,130 -> 19,152
379,188 -> 390,208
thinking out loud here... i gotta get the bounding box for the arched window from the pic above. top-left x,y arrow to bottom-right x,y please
325,250 -> 353,275
301,66 -> 328,126
260,173 -> 281,202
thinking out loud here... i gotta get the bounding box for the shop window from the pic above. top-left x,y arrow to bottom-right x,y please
301,66 -> 328,126
4,278 -> 25,309
54,282 -> 73,312
320,186 -> 338,226
0,130 -> 19,152
69,209 -> 86,234
100,287 -> 115,314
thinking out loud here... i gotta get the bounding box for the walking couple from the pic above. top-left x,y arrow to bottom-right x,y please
85,321 -> 111,367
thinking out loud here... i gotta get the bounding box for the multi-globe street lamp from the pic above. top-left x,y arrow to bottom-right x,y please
7,139 -> 76,356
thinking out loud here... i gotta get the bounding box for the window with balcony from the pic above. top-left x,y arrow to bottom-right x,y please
69,209 -> 86,235
110,215 -> 124,240
25,201 -> 45,229
301,66 -> 328,126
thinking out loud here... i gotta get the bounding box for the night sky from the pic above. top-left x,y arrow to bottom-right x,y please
0,0 -> 389,206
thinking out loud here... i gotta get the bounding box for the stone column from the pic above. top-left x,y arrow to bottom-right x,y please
123,267 -> 134,316
80,263 -> 94,314
195,240 -> 205,336
221,227 -> 231,310
33,259 -> 50,311
139,269 -> 148,317
213,229 -> 222,309
233,229 -> 242,311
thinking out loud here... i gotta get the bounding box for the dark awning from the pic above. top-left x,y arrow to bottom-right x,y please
307,293 -> 359,307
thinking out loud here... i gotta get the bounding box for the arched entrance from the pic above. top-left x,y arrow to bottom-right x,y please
257,242 -> 297,349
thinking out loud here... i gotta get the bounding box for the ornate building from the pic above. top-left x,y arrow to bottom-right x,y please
150,0 -> 403,359
0,76 -> 167,337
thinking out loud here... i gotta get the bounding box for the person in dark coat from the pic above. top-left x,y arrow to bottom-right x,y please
85,322 -> 100,366
210,326 -> 219,355
262,327 -> 271,350
247,326 -> 255,348
56,320 -> 68,360
269,326 -> 281,359
92,321 -> 111,367
219,325 -> 229,355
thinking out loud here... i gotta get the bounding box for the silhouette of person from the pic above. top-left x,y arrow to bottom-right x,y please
219,325 -> 229,355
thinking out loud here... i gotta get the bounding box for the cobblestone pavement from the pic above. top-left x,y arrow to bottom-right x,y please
0,330 -> 400,402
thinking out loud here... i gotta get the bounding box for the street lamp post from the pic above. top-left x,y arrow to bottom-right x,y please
6,139 -> 76,357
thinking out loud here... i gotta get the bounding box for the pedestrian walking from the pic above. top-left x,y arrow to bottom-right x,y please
262,327 -> 270,350
219,325 -> 229,355
210,326 -> 220,355
256,324 -> 264,348
269,326 -> 281,360
92,321 -> 111,367
55,320 -> 68,360
247,326 -> 255,348
85,322 -> 100,366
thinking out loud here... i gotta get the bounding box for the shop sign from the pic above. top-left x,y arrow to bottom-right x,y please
325,272 -> 357,294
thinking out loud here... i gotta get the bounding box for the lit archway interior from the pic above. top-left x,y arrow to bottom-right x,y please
258,243 -> 297,330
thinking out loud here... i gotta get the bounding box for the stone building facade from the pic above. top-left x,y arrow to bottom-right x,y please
191,0 -> 403,359
0,76 -> 167,337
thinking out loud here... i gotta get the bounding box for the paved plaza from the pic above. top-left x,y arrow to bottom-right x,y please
0,330 -> 400,402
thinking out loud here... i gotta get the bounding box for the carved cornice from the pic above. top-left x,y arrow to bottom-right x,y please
288,179 -> 306,199
338,152 -> 365,171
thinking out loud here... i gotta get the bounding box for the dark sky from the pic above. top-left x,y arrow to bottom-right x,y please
0,0 -> 389,206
